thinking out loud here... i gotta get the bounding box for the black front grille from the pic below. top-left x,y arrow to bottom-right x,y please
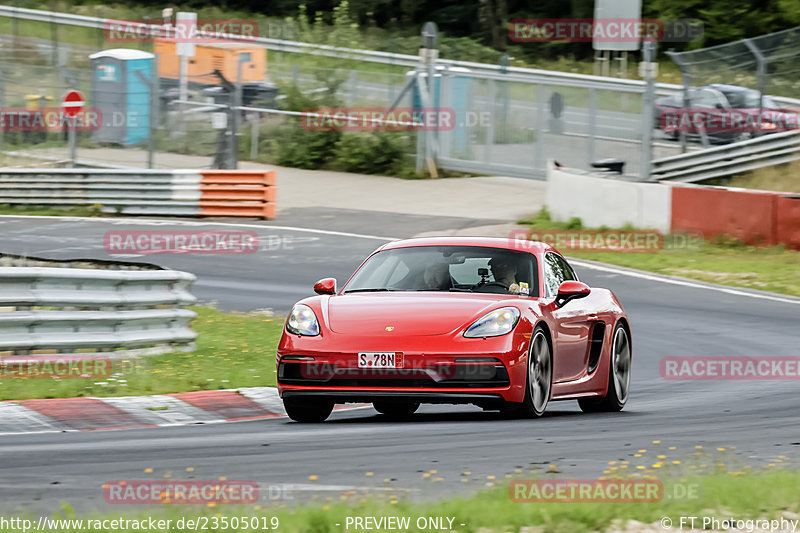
278,361 -> 510,388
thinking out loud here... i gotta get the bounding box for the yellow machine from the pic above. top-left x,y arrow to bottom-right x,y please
154,39 -> 267,85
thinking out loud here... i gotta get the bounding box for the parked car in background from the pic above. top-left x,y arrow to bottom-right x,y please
654,84 -> 798,144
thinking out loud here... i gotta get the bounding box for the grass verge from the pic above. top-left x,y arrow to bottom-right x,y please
570,246 -> 800,297
0,306 -> 283,401
12,471 -> 800,533
0,203 -> 107,217
519,209 -> 800,298
707,159 -> 800,195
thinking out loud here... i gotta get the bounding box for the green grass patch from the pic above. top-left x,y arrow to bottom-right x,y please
0,306 -> 283,400
302,472 -> 799,533
571,244 -> 800,297
707,159 -> 800,195
520,208 -> 800,297
0,203 -> 106,217
12,470 -> 800,532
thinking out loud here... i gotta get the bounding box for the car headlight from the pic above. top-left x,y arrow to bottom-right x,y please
286,304 -> 320,336
464,307 -> 520,338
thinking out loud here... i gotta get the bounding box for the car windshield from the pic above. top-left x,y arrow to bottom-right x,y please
721,89 -> 771,109
344,246 -> 539,296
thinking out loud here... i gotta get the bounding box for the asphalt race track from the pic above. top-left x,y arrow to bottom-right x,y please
0,214 -> 798,514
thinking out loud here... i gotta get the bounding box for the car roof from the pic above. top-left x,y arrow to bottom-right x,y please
708,84 -> 757,93
378,236 -> 555,254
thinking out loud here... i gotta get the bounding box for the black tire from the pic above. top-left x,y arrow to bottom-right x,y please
373,401 -> 419,419
578,322 -> 631,413
502,326 -> 552,418
283,397 -> 333,423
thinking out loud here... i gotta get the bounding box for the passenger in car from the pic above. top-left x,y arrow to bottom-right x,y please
421,262 -> 452,290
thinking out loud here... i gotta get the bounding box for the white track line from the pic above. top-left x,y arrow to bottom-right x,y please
0,215 -> 399,242
2,215 -> 796,305
569,258 -> 800,306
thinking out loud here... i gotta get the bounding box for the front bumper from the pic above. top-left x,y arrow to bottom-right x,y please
276,331 -> 531,404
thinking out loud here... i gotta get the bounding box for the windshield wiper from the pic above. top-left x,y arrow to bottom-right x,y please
344,288 -> 391,293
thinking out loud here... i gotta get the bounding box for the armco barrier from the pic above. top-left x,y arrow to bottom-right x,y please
0,266 -> 198,356
0,169 -> 276,219
546,161 -> 671,232
651,130 -> 800,183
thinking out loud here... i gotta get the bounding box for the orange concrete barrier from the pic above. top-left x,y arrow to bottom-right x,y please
671,185 -> 778,245
776,195 -> 800,250
199,170 -> 276,219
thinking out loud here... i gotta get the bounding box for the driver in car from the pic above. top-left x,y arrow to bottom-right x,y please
488,257 -> 521,294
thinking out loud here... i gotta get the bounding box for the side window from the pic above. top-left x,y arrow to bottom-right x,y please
554,254 -> 577,282
696,89 -> 726,110
544,253 -> 577,297
544,253 -> 563,297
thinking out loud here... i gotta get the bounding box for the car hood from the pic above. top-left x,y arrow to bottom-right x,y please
326,293 -> 514,336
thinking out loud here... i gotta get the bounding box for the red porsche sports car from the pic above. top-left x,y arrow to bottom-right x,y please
277,237 -> 631,422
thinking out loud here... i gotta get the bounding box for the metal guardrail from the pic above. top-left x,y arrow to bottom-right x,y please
0,169 -> 277,218
0,5 -> 678,93
0,266 -> 197,356
4,5 -> 800,180
9,4 -> 800,105
650,130 -> 800,183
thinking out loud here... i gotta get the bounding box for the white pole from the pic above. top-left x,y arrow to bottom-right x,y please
68,115 -> 77,168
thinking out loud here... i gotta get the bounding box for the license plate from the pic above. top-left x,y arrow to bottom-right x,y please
358,352 -> 403,369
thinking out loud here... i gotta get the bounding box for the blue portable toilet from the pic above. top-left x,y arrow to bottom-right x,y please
411,66 -> 471,156
446,67 -> 471,156
89,49 -> 154,145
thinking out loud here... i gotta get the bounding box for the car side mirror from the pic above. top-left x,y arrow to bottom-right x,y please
555,280 -> 590,308
313,278 -> 337,295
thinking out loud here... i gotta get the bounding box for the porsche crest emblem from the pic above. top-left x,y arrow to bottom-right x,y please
385,326 -> 395,331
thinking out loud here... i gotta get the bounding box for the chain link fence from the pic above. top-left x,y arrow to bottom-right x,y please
666,26 -> 800,99
0,8 -> 703,178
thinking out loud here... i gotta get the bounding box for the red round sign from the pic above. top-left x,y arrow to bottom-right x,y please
62,90 -> 84,118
